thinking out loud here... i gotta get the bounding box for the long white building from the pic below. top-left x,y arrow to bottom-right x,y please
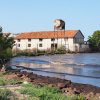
13,30 -> 87,52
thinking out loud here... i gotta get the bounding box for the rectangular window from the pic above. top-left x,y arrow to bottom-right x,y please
51,43 -> 57,49
51,38 -> 55,41
39,38 -> 43,41
28,44 -> 31,47
18,44 -> 20,47
39,44 -> 42,47
28,39 -> 31,42
17,39 -> 20,42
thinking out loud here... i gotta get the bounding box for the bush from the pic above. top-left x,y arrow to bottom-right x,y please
16,50 -> 46,56
55,46 -> 66,54
37,50 -> 45,55
16,51 -> 35,56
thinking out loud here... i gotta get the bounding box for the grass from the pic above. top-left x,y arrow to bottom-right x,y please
0,89 -> 11,100
18,83 -> 86,100
0,72 -> 23,86
0,78 -> 23,86
0,72 -> 10,77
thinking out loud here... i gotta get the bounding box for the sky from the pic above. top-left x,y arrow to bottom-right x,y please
0,0 -> 100,40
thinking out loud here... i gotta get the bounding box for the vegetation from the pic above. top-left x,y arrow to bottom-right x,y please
0,30 -> 14,68
55,46 -> 66,54
19,83 -> 86,100
0,78 -> 23,86
0,89 -> 11,100
15,46 -> 67,57
0,72 -> 98,100
88,30 -> 100,52
0,72 -> 23,85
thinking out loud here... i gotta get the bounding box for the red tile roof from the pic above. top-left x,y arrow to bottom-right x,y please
16,30 -> 80,39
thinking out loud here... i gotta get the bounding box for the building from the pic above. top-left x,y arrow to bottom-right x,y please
13,30 -> 86,52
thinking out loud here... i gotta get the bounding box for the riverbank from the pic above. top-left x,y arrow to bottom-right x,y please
1,70 -> 100,100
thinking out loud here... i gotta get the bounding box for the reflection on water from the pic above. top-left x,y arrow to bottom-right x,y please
10,53 -> 100,87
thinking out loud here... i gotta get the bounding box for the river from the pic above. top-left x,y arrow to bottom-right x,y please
9,53 -> 100,87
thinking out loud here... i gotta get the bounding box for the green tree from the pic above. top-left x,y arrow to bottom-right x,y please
0,28 -> 14,69
88,30 -> 100,52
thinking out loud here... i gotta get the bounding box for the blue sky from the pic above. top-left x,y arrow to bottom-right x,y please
0,0 -> 100,40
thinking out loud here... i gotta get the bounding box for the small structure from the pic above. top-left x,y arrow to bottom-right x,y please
13,30 -> 86,52
53,19 -> 65,50
54,19 -> 65,30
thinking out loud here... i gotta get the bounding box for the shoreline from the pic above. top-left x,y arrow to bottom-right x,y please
6,69 -> 100,99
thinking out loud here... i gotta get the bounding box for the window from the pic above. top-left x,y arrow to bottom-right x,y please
28,44 -> 31,47
17,39 -> 20,42
39,44 -> 42,47
28,39 -> 31,42
51,43 -> 57,49
39,38 -> 43,41
51,38 -> 55,41
18,44 -> 20,47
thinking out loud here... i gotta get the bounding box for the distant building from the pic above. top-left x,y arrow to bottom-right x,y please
13,30 -> 88,52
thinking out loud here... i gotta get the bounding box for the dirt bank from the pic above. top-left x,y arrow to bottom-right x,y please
4,70 -> 100,99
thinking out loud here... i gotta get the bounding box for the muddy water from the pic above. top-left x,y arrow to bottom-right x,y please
10,53 -> 100,87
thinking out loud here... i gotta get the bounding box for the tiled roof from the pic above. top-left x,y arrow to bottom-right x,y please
16,30 -> 80,39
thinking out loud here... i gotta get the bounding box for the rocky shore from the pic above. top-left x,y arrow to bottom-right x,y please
5,70 -> 100,100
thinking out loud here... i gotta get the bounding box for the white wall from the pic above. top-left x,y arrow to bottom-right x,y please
13,32 -> 85,52
14,38 -> 71,51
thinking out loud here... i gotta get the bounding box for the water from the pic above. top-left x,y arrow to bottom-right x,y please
9,53 -> 100,87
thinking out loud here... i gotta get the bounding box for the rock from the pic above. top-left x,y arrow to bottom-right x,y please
66,80 -> 71,86
86,92 -> 94,100
17,74 -> 23,77
22,71 -> 28,76
48,84 -> 54,88
27,72 -> 33,77
57,83 -> 68,89
62,88 -> 66,92
74,90 -> 80,95
29,76 -> 35,80
65,87 -> 74,96
28,74 -> 37,79
96,93 -> 100,97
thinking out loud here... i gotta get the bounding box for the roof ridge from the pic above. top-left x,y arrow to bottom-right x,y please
16,30 -> 80,39
21,30 -> 79,33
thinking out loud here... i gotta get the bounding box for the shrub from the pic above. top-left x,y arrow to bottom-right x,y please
55,46 -> 66,54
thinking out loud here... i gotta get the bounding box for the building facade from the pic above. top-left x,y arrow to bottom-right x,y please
13,30 -> 86,52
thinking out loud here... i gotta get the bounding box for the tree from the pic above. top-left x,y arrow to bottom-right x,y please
88,30 -> 100,52
0,28 -> 14,69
